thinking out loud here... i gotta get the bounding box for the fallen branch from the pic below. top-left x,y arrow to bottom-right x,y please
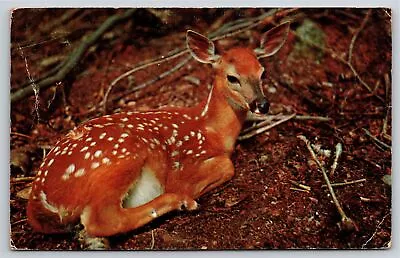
298,135 -> 357,232
103,54 -> 192,112
329,143 -> 343,177
362,128 -> 391,150
361,212 -> 390,248
11,177 -> 35,183
102,8 -> 298,111
289,179 -> 311,191
322,178 -> 366,188
11,9 -> 138,103
150,230 -> 155,250
348,9 -> 371,65
290,187 -> 310,193
238,113 -> 295,141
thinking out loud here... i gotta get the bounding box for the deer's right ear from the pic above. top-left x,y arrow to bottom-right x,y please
186,30 -> 219,64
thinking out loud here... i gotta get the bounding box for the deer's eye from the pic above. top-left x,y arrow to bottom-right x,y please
227,75 -> 240,85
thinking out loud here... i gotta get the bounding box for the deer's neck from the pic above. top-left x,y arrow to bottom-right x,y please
199,77 -> 248,152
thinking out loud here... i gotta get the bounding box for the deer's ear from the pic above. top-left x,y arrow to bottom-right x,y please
255,22 -> 290,58
186,30 -> 220,64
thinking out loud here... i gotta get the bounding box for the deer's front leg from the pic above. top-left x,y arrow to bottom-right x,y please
190,155 -> 235,199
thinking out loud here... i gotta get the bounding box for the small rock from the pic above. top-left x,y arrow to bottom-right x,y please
382,174 -> 391,186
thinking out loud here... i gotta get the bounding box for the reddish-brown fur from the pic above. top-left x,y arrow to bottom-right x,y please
27,24 -> 289,237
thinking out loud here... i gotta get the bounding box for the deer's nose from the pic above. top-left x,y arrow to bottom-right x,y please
257,99 -> 269,114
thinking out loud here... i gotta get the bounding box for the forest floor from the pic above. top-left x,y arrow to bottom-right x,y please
10,8 -> 392,250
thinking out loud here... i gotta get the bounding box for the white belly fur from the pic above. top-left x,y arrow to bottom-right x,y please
122,166 -> 164,208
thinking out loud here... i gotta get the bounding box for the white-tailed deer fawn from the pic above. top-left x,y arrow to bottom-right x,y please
27,23 -> 289,246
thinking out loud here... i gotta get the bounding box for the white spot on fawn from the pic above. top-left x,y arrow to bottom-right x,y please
66,164 -> 75,174
40,191 -> 58,213
91,162 -> 100,169
172,162 -> 180,169
94,150 -> 102,158
48,159 -> 54,167
90,142 -> 96,146
121,133 -> 129,138
99,132 -> 106,139
84,152 -> 91,160
74,168 -> 85,177
102,157 -> 111,164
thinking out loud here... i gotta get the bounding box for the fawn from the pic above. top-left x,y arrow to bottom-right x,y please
27,23 -> 289,248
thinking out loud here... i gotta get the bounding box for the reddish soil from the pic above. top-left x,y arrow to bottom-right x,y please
10,8 -> 391,250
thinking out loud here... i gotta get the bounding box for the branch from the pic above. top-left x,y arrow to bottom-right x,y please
101,8 -> 299,111
298,135 -> 357,232
11,9 -> 137,104
291,9 -> 384,103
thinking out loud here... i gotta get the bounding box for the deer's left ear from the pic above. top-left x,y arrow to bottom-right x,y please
255,21 -> 290,58
186,30 -> 220,64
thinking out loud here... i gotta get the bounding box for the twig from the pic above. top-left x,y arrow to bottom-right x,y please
290,187 -> 310,193
362,128 -> 391,150
103,54 -> 192,112
298,135 -> 356,231
242,113 -> 285,133
150,230 -> 155,249
382,73 -> 391,137
11,218 -> 28,226
289,180 -> 311,191
39,9 -> 82,35
291,11 -> 384,103
10,132 -> 33,140
348,9 -> 371,64
362,212 -> 390,248
11,177 -> 35,183
102,8 -> 298,110
246,113 -> 331,122
329,143 -> 343,177
294,115 -> 331,122
11,9 -> 138,103
322,178 -> 366,188
238,113 -> 295,141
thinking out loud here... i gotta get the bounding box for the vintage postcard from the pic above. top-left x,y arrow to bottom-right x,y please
10,8 -> 392,250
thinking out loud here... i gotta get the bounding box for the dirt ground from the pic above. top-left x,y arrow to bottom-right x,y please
10,8 -> 392,250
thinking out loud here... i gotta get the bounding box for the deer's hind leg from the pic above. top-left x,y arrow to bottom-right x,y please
81,192 -> 198,238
